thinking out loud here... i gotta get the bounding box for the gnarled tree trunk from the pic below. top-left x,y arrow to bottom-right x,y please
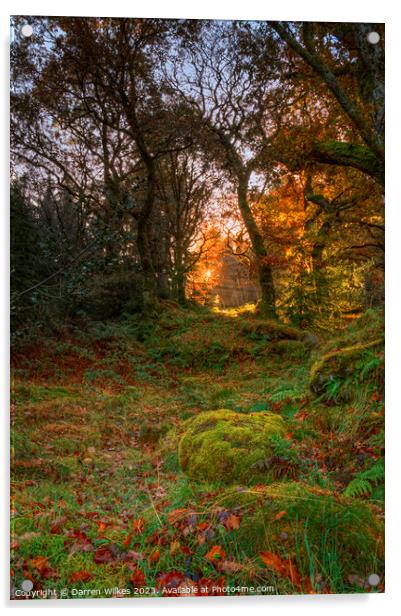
237,175 -> 276,319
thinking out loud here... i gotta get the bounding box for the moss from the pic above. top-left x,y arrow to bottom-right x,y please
311,140 -> 384,186
309,338 -> 383,398
178,409 -> 286,484
217,482 -> 384,588
270,339 -> 310,359
240,319 -> 307,342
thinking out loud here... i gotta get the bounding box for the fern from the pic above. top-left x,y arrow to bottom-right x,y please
356,354 -> 383,380
361,459 -> 385,482
344,477 -> 373,498
269,385 -> 303,403
344,459 -> 384,498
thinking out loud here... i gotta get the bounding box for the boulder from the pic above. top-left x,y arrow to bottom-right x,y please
179,409 -> 286,484
309,338 -> 383,400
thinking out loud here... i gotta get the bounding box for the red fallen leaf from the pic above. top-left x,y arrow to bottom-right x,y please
167,508 -> 188,525
97,521 -> 107,534
157,570 -> 185,592
198,521 -> 209,530
94,546 -> 113,564
197,577 -> 226,596
10,541 -> 20,550
132,518 -> 145,534
224,513 -> 240,530
260,551 -> 302,590
181,545 -> 193,555
70,570 -> 93,583
41,567 -> 60,580
50,515 -> 68,534
123,532 -> 133,548
274,511 -> 287,521
30,556 -> 49,572
205,545 -> 226,562
32,501 -> 46,510
129,568 -> 146,587
146,530 -> 168,546
148,549 -> 160,564
50,523 -> 62,534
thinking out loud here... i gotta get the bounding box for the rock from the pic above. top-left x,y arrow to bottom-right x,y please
301,332 -> 320,349
178,409 -> 286,484
309,338 -> 383,400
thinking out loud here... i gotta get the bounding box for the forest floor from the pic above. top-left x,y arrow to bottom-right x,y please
10,303 -> 385,599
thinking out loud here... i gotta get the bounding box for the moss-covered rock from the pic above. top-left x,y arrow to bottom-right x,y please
217,481 -> 384,589
309,338 -> 383,399
178,409 -> 286,485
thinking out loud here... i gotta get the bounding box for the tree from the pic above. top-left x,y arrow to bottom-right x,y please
11,17 -> 195,308
270,22 -> 384,185
165,21 -> 295,318
155,149 -> 217,303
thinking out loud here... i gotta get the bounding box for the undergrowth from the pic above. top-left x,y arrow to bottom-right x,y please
10,304 -> 384,598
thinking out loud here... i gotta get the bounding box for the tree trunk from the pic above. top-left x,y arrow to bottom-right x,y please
175,268 -> 187,305
237,176 -> 276,319
311,219 -> 330,308
137,161 -> 158,308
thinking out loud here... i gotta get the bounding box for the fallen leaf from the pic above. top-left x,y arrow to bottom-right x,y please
129,568 -> 146,587
123,532 -> 133,548
197,577 -> 226,596
224,513 -> 240,530
148,549 -> 160,564
30,556 -> 49,573
260,551 -> 302,590
70,570 -> 93,583
97,521 -> 107,534
41,567 -> 60,579
274,511 -> 287,521
157,570 -> 185,592
132,518 -> 145,534
94,546 -> 113,564
167,508 -> 188,525
205,545 -> 226,562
